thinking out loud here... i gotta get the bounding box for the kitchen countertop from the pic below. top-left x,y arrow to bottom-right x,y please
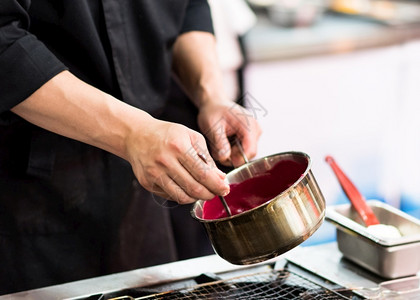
0,252 -> 256,300
244,11 -> 420,62
3,242 -> 418,299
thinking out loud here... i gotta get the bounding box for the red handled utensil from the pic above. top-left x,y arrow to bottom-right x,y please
325,155 -> 380,227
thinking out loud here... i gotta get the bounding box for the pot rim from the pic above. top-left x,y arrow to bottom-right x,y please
191,150 -> 312,223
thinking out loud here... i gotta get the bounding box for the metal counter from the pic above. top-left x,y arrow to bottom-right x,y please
3,242 -> 419,299
0,253 -> 252,300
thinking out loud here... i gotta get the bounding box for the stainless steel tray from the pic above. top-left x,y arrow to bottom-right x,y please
326,200 -> 420,279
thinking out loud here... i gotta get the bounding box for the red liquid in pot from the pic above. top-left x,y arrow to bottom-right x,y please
202,159 -> 307,220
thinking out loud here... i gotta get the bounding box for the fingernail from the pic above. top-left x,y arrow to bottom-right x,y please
222,180 -> 230,196
222,189 -> 230,197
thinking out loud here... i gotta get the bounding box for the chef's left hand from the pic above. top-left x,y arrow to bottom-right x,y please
197,101 -> 262,167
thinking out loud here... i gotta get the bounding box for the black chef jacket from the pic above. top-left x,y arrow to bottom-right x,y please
0,0 -> 214,295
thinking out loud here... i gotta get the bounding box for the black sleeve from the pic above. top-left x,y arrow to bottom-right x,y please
180,0 -> 214,35
0,0 -> 67,114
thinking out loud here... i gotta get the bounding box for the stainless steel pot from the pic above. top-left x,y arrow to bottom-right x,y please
191,151 -> 326,265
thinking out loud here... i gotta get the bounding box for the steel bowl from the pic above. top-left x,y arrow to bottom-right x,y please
191,151 -> 326,265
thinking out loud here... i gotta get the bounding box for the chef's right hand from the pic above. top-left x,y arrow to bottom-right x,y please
9,70 -> 227,205
125,118 -> 230,204
10,70 -> 227,204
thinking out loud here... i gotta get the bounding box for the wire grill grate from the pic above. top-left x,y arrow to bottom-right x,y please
110,269 -> 352,300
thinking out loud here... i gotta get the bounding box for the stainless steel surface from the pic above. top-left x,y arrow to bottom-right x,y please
4,241 -> 419,299
353,275 -> 420,299
285,242 -> 381,290
326,200 -> 420,279
327,200 -> 420,246
286,242 -> 420,299
0,255 -> 251,300
191,151 -> 326,265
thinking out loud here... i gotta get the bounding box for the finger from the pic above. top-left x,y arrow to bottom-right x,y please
183,135 -> 230,196
152,174 -> 197,204
193,148 -> 227,180
205,121 -> 232,163
149,184 -> 171,200
231,121 -> 261,166
167,160 -> 217,200
180,152 -> 229,197
148,152 -> 218,201
230,144 -> 247,167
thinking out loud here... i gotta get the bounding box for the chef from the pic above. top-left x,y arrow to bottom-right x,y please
0,0 -> 261,295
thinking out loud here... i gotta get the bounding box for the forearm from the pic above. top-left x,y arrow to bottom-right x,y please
11,70 -> 229,202
172,32 -> 261,166
11,70 -> 153,160
172,31 -> 231,107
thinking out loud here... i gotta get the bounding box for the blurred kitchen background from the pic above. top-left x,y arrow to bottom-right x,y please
209,0 -> 420,246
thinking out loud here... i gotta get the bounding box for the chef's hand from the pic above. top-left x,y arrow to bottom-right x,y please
170,32 -> 261,167
125,118 -> 230,204
11,71 -> 229,205
197,101 -> 262,167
